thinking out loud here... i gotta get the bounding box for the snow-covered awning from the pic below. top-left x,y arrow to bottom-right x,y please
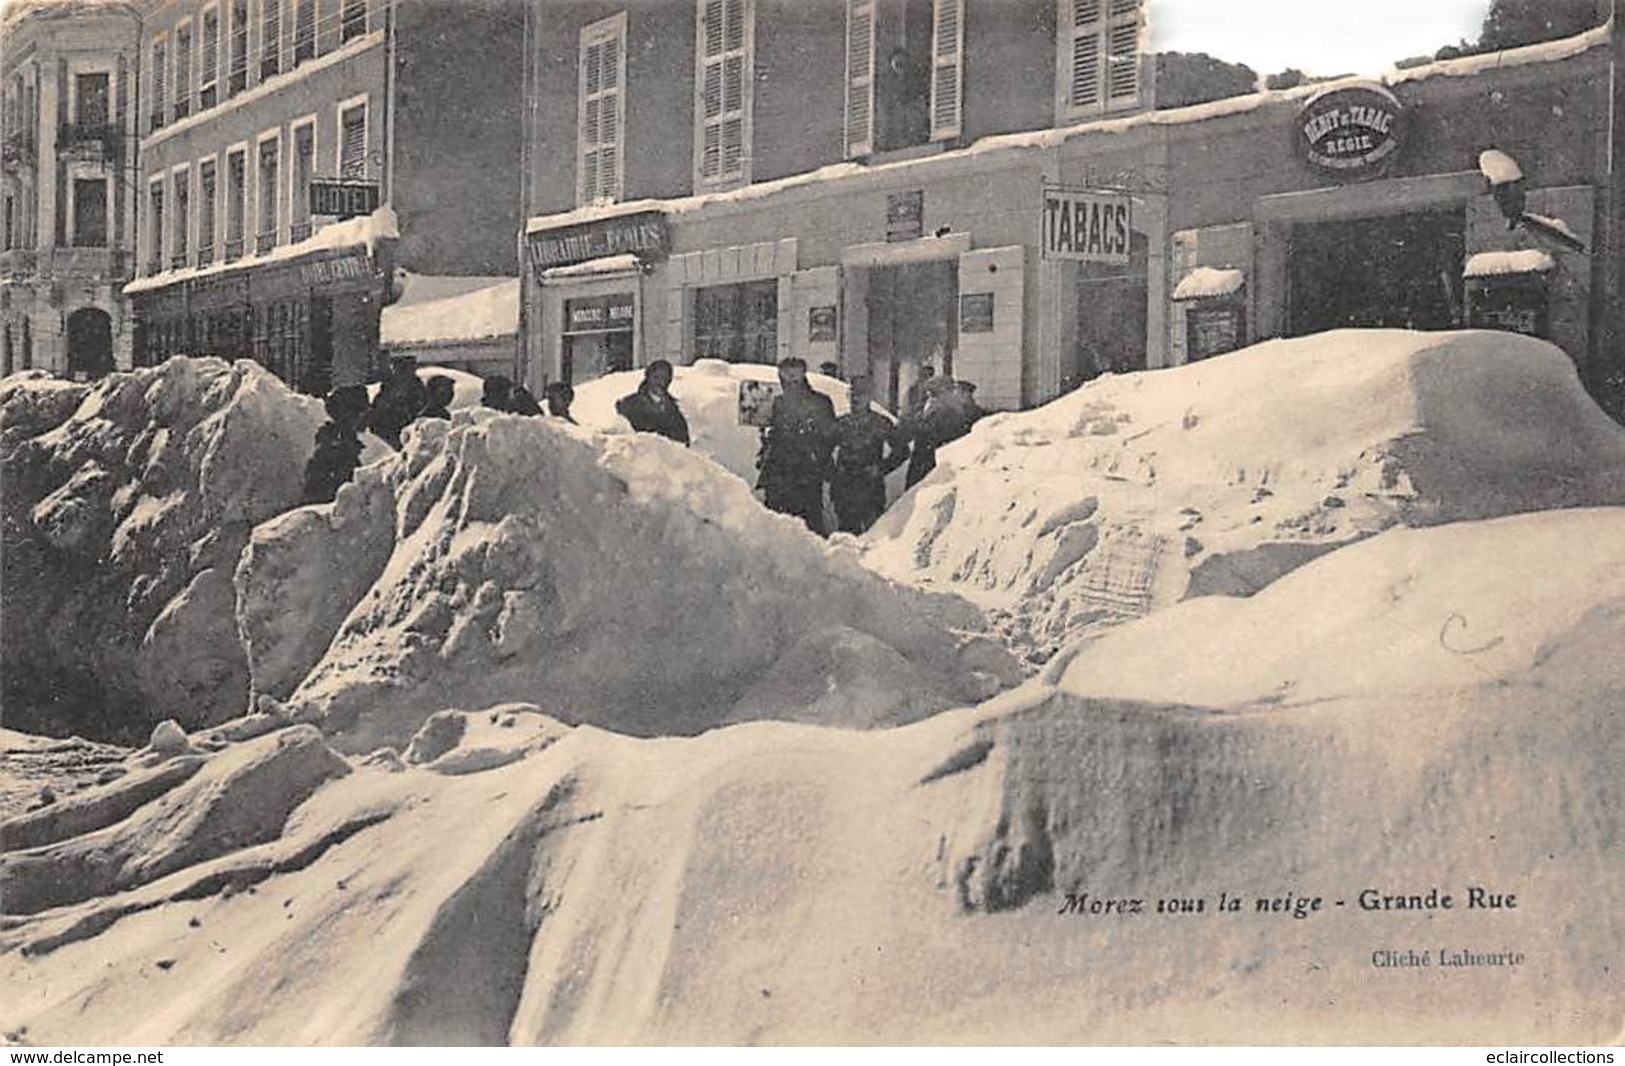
1172,267 -> 1246,301
380,277 -> 519,348
124,207 -> 399,295
1463,250 -> 1556,279
539,254 -> 642,281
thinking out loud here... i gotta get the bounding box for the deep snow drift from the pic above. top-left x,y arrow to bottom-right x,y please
3,508 -> 1620,1044
572,359 -> 906,503
239,410 -> 1017,753
0,362 -> 384,740
862,330 -> 1625,662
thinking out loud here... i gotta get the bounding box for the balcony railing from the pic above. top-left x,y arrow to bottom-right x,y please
2,131 -> 35,171
48,248 -> 128,279
146,257 -> 163,275
0,248 -> 38,278
172,101 -> 191,122
149,110 -> 166,134
197,241 -> 215,266
290,219 -> 313,242
255,230 -> 276,255
171,251 -> 189,270
224,236 -> 244,262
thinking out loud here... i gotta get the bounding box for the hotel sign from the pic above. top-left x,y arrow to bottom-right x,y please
528,210 -> 668,274
310,180 -> 380,219
1297,84 -> 1405,179
1041,189 -> 1132,264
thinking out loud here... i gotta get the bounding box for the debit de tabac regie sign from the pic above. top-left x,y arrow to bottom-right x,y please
1296,83 -> 1405,179
1041,189 -> 1133,265
528,210 -> 668,275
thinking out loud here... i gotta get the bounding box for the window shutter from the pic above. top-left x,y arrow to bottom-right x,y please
202,10 -> 219,86
597,35 -> 620,200
578,15 -> 625,206
295,0 -> 315,62
152,39 -> 166,119
930,0 -> 963,141
696,0 -> 748,184
261,0 -> 280,77
845,0 -> 874,157
340,106 -> 366,178
175,26 -> 192,115
1106,0 -> 1141,105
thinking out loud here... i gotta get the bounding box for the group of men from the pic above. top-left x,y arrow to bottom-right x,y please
611,356 -> 985,537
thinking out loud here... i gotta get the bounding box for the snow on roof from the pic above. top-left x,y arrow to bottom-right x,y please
391,273 -> 513,308
1172,267 -> 1246,301
1464,249 -> 1557,278
123,207 -> 399,296
540,254 -> 643,279
380,277 -> 519,348
524,23 -> 1612,236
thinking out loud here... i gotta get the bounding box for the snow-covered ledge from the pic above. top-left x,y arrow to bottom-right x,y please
1172,267 -> 1246,301
1463,250 -> 1556,279
124,207 -> 399,295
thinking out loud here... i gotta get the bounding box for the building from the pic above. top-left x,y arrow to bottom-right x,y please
520,1 -> 1622,414
125,0 -> 524,394
1,0 -> 145,380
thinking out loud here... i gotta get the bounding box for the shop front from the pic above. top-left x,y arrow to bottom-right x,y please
128,238 -> 393,394
525,209 -> 666,389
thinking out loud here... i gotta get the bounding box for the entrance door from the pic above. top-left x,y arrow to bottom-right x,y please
1287,209 -> 1465,336
306,296 -> 334,396
65,307 -> 114,381
866,260 -> 957,410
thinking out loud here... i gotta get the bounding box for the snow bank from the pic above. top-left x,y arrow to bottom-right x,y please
0,359 -> 371,740
6,510 -> 1619,1044
239,410 -> 1018,752
1171,266 -> 1245,300
1464,249 -> 1555,278
572,359 -> 904,502
861,330 -> 1625,662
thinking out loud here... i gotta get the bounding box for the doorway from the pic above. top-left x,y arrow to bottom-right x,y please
865,260 -> 957,410
1287,209 -> 1465,336
65,307 -> 114,381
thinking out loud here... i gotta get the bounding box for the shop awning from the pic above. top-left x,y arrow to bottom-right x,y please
381,277 -> 519,348
124,207 -> 398,296
1463,250 -> 1556,279
1172,267 -> 1246,301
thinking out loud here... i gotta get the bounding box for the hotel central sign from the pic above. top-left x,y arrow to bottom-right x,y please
528,210 -> 668,275
1297,83 -> 1405,179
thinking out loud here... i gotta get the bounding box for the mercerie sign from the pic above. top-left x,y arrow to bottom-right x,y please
528,210 -> 668,275
1297,83 -> 1405,179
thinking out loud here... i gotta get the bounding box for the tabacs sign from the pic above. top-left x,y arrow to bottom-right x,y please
1041,190 -> 1132,265
1296,83 -> 1405,179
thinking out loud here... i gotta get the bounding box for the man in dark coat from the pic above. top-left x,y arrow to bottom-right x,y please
615,360 -> 690,444
302,385 -> 370,504
544,382 -> 578,424
829,376 -> 907,534
757,357 -> 837,535
421,376 -> 455,420
482,375 -> 515,412
368,355 -> 429,449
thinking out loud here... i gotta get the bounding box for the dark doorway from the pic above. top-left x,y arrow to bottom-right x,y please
1287,209 -> 1465,336
66,307 -> 115,381
1067,229 -> 1151,389
866,259 -> 957,410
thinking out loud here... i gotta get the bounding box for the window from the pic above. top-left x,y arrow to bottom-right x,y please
341,0 -> 366,42
260,0 -> 281,80
172,167 -> 190,267
294,0 -> 316,64
147,178 -> 165,273
198,159 -> 217,263
844,0 -> 875,157
694,0 -> 751,187
257,134 -> 279,252
338,100 -> 367,178
291,120 -> 314,239
200,7 -> 219,108
174,21 -> 193,120
73,180 -> 107,248
576,15 -> 624,206
75,73 -> 110,127
694,280 -> 778,363
229,0 -> 249,93
150,35 -> 167,131
225,148 -> 246,260
930,0 -> 962,140
3,195 -> 13,250
1058,0 -> 1142,120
